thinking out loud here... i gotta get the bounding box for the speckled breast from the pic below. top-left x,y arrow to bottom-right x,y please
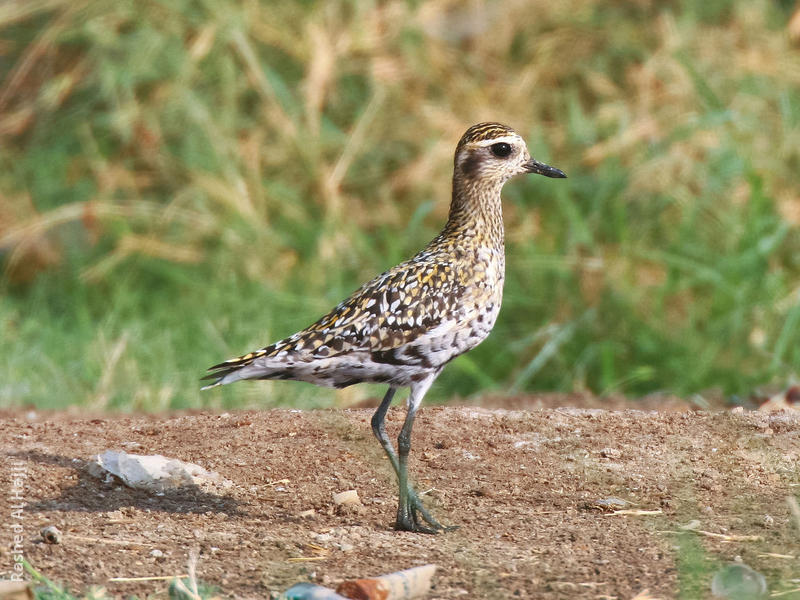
465,247 -> 505,346
437,245 -> 506,365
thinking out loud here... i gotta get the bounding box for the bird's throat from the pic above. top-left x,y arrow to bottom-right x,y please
445,178 -> 505,251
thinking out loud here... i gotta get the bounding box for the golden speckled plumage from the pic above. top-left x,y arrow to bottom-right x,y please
202,122 -> 566,532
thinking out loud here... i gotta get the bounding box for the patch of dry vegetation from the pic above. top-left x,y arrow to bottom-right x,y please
1,0 -> 799,409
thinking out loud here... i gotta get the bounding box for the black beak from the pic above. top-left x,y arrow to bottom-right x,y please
524,158 -> 567,178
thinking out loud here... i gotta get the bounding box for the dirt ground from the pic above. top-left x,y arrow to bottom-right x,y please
1,395 -> 799,599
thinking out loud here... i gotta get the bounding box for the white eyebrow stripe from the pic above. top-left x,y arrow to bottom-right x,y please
474,135 -> 521,147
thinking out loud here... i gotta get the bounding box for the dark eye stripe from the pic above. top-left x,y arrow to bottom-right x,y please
490,142 -> 512,158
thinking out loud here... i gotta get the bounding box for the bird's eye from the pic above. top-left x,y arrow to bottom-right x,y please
490,142 -> 512,158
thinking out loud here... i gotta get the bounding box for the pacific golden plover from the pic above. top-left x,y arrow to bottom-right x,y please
203,122 -> 566,533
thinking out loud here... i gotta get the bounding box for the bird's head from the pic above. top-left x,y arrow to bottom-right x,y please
454,122 -> 566,185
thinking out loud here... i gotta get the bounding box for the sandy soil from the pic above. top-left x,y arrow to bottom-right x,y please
1,398 -> 799,599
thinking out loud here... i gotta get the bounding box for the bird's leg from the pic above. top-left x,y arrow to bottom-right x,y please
371,385 -> 447,533
396,399 -> 435,533
371,387 -> 400,474
395,378 -> 450,533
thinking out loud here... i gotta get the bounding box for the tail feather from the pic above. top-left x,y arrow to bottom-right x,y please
201,348 -> 273,390
200,365 -> 246,390
202,362 -> 287,389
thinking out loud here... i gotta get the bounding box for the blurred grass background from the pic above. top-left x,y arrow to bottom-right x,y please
1,0 -> 800,411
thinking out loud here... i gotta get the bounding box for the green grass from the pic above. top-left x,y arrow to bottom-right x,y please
22,559 -> 218,600
1,0 -> 799,410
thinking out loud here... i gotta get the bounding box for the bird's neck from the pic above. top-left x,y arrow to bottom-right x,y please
443,176 -> 505,250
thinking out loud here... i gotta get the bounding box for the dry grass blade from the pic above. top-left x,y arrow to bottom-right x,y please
108,575 -> 188,582
91,332 -> 129,408
771,587 -> 800,598
170,577 -> 201,600
80,235 -> 205,283
790,7 -> 800,43
660,529 -> 763,542
288,542 -> 331,562
0,0 -> 83,112
229,28 -> 294,138
0,201 -> 214,249
67,534 -> 150,547
303,22 -> 338,136
324,86 -> 386,218
286,556 -> 329,563
0,0 -> 65,25
608,509 -> 663,516
266,478 -> 290,487
166,548 -> 205,600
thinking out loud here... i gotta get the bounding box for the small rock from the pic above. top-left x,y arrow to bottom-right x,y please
87,450 -> 232,493
586,497 -> 629,512
600,448 -> 621,459
332,490 -> 361,506
338,542 -> 354,552
472,486 -> 493,498
150,549 -> 164,558
41,525 -> 61,544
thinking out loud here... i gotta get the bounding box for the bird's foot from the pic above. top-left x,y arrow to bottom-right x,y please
394,487 -> 457,534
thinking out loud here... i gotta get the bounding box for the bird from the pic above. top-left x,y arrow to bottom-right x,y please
202,122 -> 566,533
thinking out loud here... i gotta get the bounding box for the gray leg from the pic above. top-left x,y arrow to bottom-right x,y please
394,377 -> 452,533
396,399 -> 427,531
370,384 -> 450,533
371,387 -> 400,474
